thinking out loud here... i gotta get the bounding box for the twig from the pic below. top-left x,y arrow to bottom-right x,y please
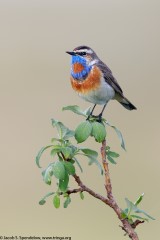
60,188 -> 83,195
73,174 -> 111,206
131,220 -> 145,229
101,139 -> 112,198
71,139 -> 143,240
101,140 -> 140,239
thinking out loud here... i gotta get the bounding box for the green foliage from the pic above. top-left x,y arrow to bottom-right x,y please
121,193 -> 155,223
51,119 -> 75,140
42,164 -> 53,185
63,161 -> 76,175
73,157 -> 83,173
75,120 -> 106,143
35,105 -> 126,207
52,161 -> 66,180
36,145 -> 53,168
35,112 -> 107,203
59,172 -> 69,192
91,121 -> 106,143
63,105 -> 91,117
105,121 -> 126,151
106,146 -> 120,164
75,121 -> 92,143
80,191 -> 84,200
53,194 -> 60,208
79,147 -> 103,174
63,195 -> 71,208
63,105 -> 124,147
39,192 -> 54,205
134,192 -> 144,206
36,104 -> 153,224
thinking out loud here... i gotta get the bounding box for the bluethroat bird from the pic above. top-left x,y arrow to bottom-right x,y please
66,46 -> 136,120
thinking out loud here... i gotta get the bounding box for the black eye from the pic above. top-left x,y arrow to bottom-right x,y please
79,52 -> 86,56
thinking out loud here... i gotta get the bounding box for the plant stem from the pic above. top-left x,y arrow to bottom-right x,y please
73,174 -> 111,206
72,139 -> 140,240
101,139 -> 112,198
101,139 -> 139,239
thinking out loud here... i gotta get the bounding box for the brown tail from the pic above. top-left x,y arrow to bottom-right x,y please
118,96 -> 137,110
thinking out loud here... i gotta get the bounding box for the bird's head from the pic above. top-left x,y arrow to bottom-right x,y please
66,45 -> 98,80
66,45 -> 98,64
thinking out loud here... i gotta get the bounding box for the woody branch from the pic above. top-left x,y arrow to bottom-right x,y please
69,140 -> 142,240
100,140 -> 139,240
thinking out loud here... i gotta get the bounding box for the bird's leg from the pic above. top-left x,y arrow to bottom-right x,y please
86,104 -> 97,120
86,103 -> 107,122
90,104 -> 97,115
97,103 -> 107,122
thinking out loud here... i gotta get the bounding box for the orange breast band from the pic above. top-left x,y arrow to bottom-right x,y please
72,63 -> 85,73
70,66 -> 101,94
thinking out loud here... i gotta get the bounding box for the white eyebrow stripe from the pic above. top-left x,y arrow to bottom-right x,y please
74,49 -> 93,54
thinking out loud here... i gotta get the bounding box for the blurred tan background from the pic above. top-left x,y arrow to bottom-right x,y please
0,0 -> 159,239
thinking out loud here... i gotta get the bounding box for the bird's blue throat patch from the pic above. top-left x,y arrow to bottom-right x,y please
71,55 -> 92,80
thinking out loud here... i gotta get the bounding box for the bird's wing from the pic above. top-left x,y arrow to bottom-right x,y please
98,61 -> 123,95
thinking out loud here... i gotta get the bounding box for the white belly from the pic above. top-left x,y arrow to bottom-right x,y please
78,77 -> 115,105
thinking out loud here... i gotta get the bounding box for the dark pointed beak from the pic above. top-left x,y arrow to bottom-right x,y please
66,51 -> 76,56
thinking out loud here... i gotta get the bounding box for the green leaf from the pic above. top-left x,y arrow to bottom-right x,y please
51,149 -> 59,157
63,130 -> 75,140
58,155 -> 64,161
63,196 -> 71,208
39,192 -> 55,205
51,119 -> 66,138
79,148 -> 103,173
69,145 -> 79,158
75,121 -> 92,143
53,194 -> 60,208
83,107 -> 92,116
80,148 -> 98,158
87,155 -> 103,175
36,145 -> 53,168
73,157 -> 83,172
52,161 -> 66,180
106,148 -> 120,164
125,198 -> 155,220
107,151 -> 120,158
121,210 -> 128,219
134,193 -> 144,206
128,217 -> 134,224
62,105 -> 89,117
63,161 -> 75,175
135,208 -> 155,220
39,199 -> 46,205
61,147 -> 73,159
51,119 -> 74,140
51,137 -> 62,143
107,155 -> 117,164
91,122 -> 106,143
105,121 -> 126,150
63,193 -> 69,198
50,147 -> 61,157
68,158 -> 75,164
42,165 -> 53,185
80,192 -> 84,200
130,215 -> 148,222
59,172 -> 69,192
125,198 -> 138,213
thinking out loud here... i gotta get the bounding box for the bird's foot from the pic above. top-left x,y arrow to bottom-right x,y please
97,113 -> 102,122
86,113 -> 103,122
86,114 -> 92,121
